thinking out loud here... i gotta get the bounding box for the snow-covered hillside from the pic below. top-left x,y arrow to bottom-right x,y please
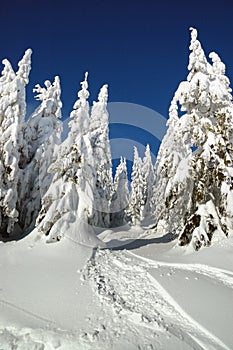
0,228 -> 233,349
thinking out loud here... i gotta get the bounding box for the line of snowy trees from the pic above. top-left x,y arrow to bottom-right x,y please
0,27 -> 233,250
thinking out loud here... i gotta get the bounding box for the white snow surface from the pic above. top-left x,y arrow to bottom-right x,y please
0,227 -> 233,350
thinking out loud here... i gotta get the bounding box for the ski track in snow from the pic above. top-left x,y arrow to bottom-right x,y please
85,248 -> 231,350
127,250 -> 233,289
0,301 -> 70,350
0,299 -> 89,350
0,299 -> 57,327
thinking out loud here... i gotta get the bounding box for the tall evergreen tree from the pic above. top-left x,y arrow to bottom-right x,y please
18,76 -> 63,231
89,84 -> 113,228
178,29 -> 233,249
110,157 -> 129,227
36,73 -> 99,245
154,96 -> 192,234
154,28 -> 233,250
0,49 -> 32,237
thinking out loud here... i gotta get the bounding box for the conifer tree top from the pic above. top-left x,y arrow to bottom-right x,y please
34,76 -> 61,101
98,84 -> 108,104
188,27 -> 208,81
33,76 -> 62,118
77,72 -> 89,102
0,59 -> 15,83
17,48 -> 32,84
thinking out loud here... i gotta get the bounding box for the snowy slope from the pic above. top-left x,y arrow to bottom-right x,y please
0,228 -> 233,350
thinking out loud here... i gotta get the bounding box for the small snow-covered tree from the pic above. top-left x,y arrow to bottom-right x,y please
0,49 -> 32,237
127,147 -> 146,224
89,84 -> 113,228
141,144 -> 155,219
18,76 -> 63,231
110,157 -> 129,226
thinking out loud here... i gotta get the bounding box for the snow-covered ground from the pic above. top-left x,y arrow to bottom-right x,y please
0,227 -> 233,350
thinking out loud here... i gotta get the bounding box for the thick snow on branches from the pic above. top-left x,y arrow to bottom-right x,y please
0,49 -> 32,237
0,27 -> 233,251
89,83 -> 113,228
19,76 -> 63,232
154,27 -> 233,250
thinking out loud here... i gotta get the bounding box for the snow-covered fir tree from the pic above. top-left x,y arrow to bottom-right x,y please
127,145 -> 155,225
141,144 -> 156,220
154,27 -> 233,250
0,49 -> 32,238
18,76 -> 63,231
127,147 -> 146,224
110,157 -> 129,227
89,84 -> 113,228
154,95 -> 192,235
178,29 -> 233,249
36,73 -> 100,246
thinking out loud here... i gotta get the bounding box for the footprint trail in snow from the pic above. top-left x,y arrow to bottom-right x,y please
85,249 -> 231,350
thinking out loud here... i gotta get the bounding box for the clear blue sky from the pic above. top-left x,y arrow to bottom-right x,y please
1,0 -> 233,119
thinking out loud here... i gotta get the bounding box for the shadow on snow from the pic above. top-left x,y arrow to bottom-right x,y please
105,232 -> 178,251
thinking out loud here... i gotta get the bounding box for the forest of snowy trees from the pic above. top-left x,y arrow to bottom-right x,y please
0,27 -> 233,250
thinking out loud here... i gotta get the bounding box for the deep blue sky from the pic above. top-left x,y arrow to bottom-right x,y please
1,0 -> 233,119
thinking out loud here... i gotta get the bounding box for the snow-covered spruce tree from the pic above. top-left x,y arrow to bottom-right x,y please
36,73 -> 100,245
128,144 -> 155,225
0,49 -> 32,238
155,27 -> 233,250
141,144 -> 156,220
18,76 -> 62,231
110,157 -> 129,227
89,84 -> 113,228
153,97 -> 192,235
179,31 -> 233,249
127,147 -> 147,224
